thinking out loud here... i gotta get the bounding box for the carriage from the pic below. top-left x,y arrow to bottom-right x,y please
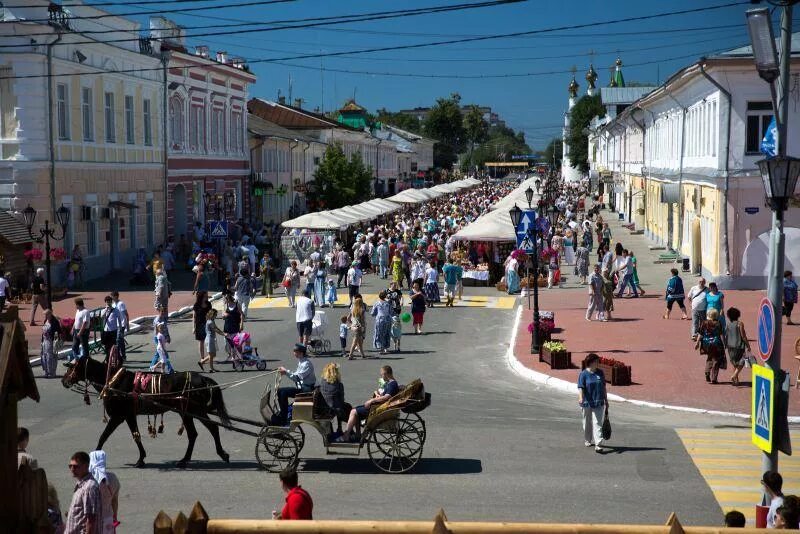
253,376 -> 431,474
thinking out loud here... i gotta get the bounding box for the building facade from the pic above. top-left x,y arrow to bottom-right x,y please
0,1 -> 165,280
590,42 -> 800,288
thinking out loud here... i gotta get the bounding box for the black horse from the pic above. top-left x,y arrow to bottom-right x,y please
62,356 -> 231,468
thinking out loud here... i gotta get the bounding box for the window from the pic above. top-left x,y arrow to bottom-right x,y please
104,92 -> 115,143
146,199 -> 154,248
87,217 -> 97,256
169,95 -> 184,150
81,87 -> 93,142
56,83 -> 69,140
189,105 -> 205,152
143,99 -> 152,146
129,206 -> 137,250
125,95 -> 135,144
231,112 -> 242,153
746,101 -> 773,154
211,107 -> 225,152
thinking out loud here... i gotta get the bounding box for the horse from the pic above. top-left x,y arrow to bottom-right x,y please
62,356 -> 231,468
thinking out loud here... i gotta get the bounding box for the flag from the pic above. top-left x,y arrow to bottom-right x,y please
761,116 -> 777,158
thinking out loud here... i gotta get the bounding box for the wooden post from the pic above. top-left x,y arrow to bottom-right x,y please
0,391 -> 18,530
432,508 -> 452,534
187,501 -> 209,534
666,513 -> 685,534
153,510 -> 173,534
173,511 -> 188,534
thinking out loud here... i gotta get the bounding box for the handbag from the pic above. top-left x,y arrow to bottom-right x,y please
601,405 -> 612,440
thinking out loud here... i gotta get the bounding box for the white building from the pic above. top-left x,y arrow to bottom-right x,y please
561,76 -> 583,182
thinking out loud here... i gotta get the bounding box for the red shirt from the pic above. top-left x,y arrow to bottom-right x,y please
281,486 -> 313,520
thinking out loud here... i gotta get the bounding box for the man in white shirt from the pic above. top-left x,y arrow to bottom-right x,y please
70,298 -> 91,363
111,291 -> 128,360
294,289 -> 315,346
100,296 -> 121,361
0,271 -> 9,312
346,262 -> 362,305
687,278 -> 708,341
763,471 -> 785,529
274,343 -> 316,425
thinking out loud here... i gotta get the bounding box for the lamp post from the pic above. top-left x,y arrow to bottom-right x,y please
203,190 -> 236,286
747,0 -> 799,488
510,183 -> 542,353
22,204 -> 71,309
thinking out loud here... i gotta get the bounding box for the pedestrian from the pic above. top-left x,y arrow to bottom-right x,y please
38,308 -> 60,378
233,269 -> 254,320
390,250 -> 404,288
630,250 -> 645,296
347,296 -> 367,359
574,243 -> 589,284
338,315 -> 348,357
149,304 -> 171,366
600,269 -> 615,321
547,250 -> 561,289
65,451 -> 100,534
325,279 -> 338,308
577,353 -> 608,453
271,469 -> 313,520
47,483 -> 65,534
688,278 -> 709,341
338,365 -> 399,442
391,314 -> 402,352
725,307 -> 751,386
371,291 -> 392,355
775,496 -> 800,529
601,222 -> 612,250
149,322 -> 173,374
784,270 -> 798,325
295,288 -> 315,346
377,239 -> 389,279
423,261 -> 440,307
0,270 -> 9,312
664,268 -> 688,320
260,252 -> 274,297
346,261 -> 363,306
153,268 -> 171,312
586,265 -> 605,321
410,253 -> 426,291
615,249 -> 638,298
100,296 -> 121,362
506,252 -> 521,293
723,510 -> 746,528
222,292 -> 243,345
110,291 -> 128,360
696,308 -> 725,384
192,291 -> 212,367
29,267 -> 47,325
319,362 -> 349,433
18,427 -> 37,468
283,260 -> 300,308
70,298 -> 90,364
88,450 -> 120,533
410,281 -> 426,335
763,471 -> 785,529
442,256 -> 463,307
199,308 -> 223,372
275,344 -> 316,425
335,248 -> 350,288
706,282 -> 725,329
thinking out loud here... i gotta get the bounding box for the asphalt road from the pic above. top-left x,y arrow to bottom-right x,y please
20,277 -> 727,531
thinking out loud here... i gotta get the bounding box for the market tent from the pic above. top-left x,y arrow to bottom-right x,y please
326,207 -> 368,225
452,208 -> 517,242
490,177 -> 540,211
362,198 -> 401,214
387,188 -> 440,204
430,184 -> 458,194
281,211 -> 348,230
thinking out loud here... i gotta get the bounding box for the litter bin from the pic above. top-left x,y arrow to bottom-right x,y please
681,257 -> 690,272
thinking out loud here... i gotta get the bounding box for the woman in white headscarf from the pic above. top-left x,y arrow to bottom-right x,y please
89,450 -> 121,533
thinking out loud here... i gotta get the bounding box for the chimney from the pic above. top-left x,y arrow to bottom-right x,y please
293,98 -> 302,108
215,50 -> 227,64
278,96 -> 286,105
195,45 -> 209,58
230,57 -> 244,69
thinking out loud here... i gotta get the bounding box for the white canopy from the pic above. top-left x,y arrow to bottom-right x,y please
452,209 -> 517,242
430,183 -> 459,194
387,188 -> 441,204
281,211 -> 348,230
327,207 -> 370,224
363,198 -> 402,214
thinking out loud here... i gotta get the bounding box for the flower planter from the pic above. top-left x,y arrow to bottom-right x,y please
581,362 -> 632,386
540,345 -> 571,369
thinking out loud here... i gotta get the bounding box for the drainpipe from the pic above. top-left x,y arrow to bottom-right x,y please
630,107 -> 646,230
302,141 -> 310,187
699,61 -> 732,277
664,89 -> 687,253
249,134 -> 266,223
161,52 -> 170,241
289,139 -> 298,213
46,32 -> 63,218
375,138 -> 383,197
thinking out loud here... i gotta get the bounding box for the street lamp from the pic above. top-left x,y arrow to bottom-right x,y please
509,202 -> 542,354
525,185 -> 535,207
757,157 -> 800,211
747,8 -> 780,84
22,204 -> 71,309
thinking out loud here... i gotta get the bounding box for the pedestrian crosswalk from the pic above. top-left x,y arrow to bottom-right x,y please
242,293 -> 517,310
677,428 -> 800,525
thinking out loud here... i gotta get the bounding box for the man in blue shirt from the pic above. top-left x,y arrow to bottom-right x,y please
784,270 -> 798,325
274,344 -> 316,425
578,353 -> 608,453
337,366 -> 399,442
442,258 -> 463,308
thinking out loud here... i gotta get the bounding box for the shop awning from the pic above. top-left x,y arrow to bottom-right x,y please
660,183 -> 680,204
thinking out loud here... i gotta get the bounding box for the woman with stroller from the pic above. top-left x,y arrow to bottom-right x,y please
192,291 -> 213,367
223,293 -> 243,360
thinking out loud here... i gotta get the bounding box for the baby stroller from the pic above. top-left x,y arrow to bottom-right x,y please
225,331 -> 268,371
307,310 -> 331,356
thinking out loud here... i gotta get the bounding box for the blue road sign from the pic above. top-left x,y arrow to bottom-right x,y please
757,297 -> 775,364
752,363 -> 775,453
209,220 -> 228,239
515,209 -> 537,253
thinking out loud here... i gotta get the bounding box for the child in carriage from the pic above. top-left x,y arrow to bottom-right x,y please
226,331 -> 257,362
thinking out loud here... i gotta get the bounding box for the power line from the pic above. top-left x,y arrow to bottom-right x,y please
0,0 -> 525,47
3,0 -> 225,5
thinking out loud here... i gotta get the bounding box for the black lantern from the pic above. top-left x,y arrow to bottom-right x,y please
525,186 -> 535,208
224,190 -> 236,216
22,204 -> 36,231
56,204 -> 71,233
757,156 -> 800,210
509,204 -> 522,229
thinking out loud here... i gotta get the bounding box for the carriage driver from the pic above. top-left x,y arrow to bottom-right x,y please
274,344 -> 316,425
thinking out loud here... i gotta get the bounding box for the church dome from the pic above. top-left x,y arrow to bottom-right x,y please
568,76 -> 579,98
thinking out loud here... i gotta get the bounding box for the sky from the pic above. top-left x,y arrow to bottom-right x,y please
104,0 -> 768,151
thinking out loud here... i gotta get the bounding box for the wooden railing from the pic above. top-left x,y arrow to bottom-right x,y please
154,503 -> 765,534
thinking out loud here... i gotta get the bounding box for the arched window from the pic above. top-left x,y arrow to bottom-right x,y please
169,94 -> 185,150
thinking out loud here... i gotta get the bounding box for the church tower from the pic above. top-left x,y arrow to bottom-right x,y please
561,73 -> 583,182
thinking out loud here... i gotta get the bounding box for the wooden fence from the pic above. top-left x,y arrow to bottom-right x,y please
154,504 -> 766,534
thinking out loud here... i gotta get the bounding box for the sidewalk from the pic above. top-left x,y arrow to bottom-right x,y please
508,209 -> 800,417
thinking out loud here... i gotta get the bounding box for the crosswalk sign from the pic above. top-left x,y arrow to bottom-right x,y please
752,364 -> 775,453
209,220 -> 228,239
515,209 -> 537,253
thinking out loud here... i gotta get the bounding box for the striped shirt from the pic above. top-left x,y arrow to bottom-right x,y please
65,475 -> 100,534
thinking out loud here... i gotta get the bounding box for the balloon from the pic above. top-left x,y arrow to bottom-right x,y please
401,312 -> 412,323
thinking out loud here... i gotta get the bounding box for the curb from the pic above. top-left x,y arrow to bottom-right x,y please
505,304 -> 800,423
30,291 -> 224,366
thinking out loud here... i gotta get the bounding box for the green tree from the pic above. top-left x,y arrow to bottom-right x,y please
423,93 -> 465,169
375,108 -> 422,133
541,138 -> 563,169
567,94 -> 605,173
313,143 -> 374,209
463,105 -> 489,168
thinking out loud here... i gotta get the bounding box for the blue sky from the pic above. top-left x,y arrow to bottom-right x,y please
112,0 -> 765,150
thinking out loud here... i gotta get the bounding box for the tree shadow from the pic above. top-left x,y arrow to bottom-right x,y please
298,457 -> 482,475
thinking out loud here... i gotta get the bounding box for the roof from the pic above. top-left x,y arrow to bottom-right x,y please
248,98 -> 361,131
247,113 -> 320,144
600,87 -> 657,106
339,99 -> 366,113
382,124 -> 437,144
0,211 -> 33,245
712,31 -> 800,58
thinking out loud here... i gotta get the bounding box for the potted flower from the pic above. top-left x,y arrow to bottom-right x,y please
24,248 -> 44,263
540,340 -> 571,369
49,247 -> 67,261
581,355 -> 632,386
527,317 -> 555,342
